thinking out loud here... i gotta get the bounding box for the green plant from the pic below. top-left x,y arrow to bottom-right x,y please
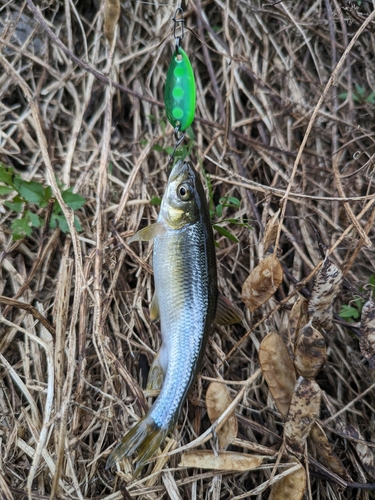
203,169 -> 252,244
338,84 -> 375,105
0,163 -> 85,240
339,275 -> 375,322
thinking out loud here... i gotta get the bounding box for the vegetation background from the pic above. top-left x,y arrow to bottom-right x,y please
0,0 -> 375,498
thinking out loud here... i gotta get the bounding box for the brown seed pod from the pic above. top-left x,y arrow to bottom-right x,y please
206,382 -> 238,449
259,332 -> 296,419
242,254 -> 283,312
308,259 -> 343,330
284,377 -> 321,454
294,322 -> 327,378
310,422 -> 352,481
268,458 -> 306,500
179,450 -> 263,471
263,209 -> 280,252
360,299 -> 375,368
337,422 -> 375,480
289,296 -> 309,349
104,0 -> 121,45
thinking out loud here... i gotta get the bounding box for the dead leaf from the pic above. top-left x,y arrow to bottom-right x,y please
284,377 -> 321,454
310,422 -> 352,481
360,299 -> 375,368
294,322 -> 326,378
337,422 -> 375,480
179,450 -> 263,471
289,296 -> 309,348
206,382 -> 238,448
263,209 -> 280,252
259,332 -> 296,419
104,0 -> 121,45
308,259 -> 343,330
268,458 -> 306,500
242,254 -> 283,312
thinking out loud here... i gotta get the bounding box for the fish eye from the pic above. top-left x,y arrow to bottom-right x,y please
177,183 -> 192,201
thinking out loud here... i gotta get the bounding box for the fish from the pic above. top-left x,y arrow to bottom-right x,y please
106,160 -> 243,475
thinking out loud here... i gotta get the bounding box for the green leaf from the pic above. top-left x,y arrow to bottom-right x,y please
5,195 -> 24,212
53,199 -> 62,215
14,178 -> 45,204
0,164 -> 14,186
74,215 -> 82,231
160,119 -> 167,135
227,196 -> 241,207
366,92 -> 375,104
11,217 -> 32,240
215,204 -> 223,218
62,188 -> 85,210
355,84 -> 365,96
219,197 -> 227,205
45,186 -> 53,200
339,305 -> 360,320
223,218 -> 242,224
338,92 -> 348,100
219,218 -> 253,230
0,185 -> 14,195
354,298 -> 364,311
152,144 -> 165,152
150,196 -> 162,206
213,224 -> 239,243
25,210 -> 41,228
186,126 -> 194,142
237,222 -> 253,230
50,214 -> 69,233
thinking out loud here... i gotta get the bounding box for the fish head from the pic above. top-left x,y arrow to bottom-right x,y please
160,160 -> 202,229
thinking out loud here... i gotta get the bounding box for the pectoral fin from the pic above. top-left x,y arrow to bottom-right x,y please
150,292 -> 159,322
146,352 -> 165,392
215,293 -> 244,325
128,222 -> 166,243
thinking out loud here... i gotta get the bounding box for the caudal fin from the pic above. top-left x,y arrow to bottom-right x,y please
106,416 -> 168,476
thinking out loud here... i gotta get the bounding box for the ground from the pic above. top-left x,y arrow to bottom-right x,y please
0,0 -> 375,499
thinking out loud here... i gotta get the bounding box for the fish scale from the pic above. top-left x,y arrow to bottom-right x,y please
152,222 -> 209,428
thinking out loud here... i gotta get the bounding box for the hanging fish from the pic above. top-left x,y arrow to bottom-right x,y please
164,47 -> 196,131
106,160 -> 242,475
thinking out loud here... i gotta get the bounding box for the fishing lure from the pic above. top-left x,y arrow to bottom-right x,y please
164,46 -> 196,132
163,6 -> 197,167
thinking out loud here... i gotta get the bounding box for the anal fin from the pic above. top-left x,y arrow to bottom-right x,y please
146,352 -> 165,392
150,292 -> 159,322
215,293 -> 244,325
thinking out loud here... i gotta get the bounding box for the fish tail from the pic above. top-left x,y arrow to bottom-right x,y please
106,415 -> 168,475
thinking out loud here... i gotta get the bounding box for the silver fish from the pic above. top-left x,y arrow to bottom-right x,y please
106,160 -> 242,474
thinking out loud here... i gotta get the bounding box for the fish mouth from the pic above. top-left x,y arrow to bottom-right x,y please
169,160 -> 194,183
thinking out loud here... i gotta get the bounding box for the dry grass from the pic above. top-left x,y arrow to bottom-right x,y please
1,0 -> 375,498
